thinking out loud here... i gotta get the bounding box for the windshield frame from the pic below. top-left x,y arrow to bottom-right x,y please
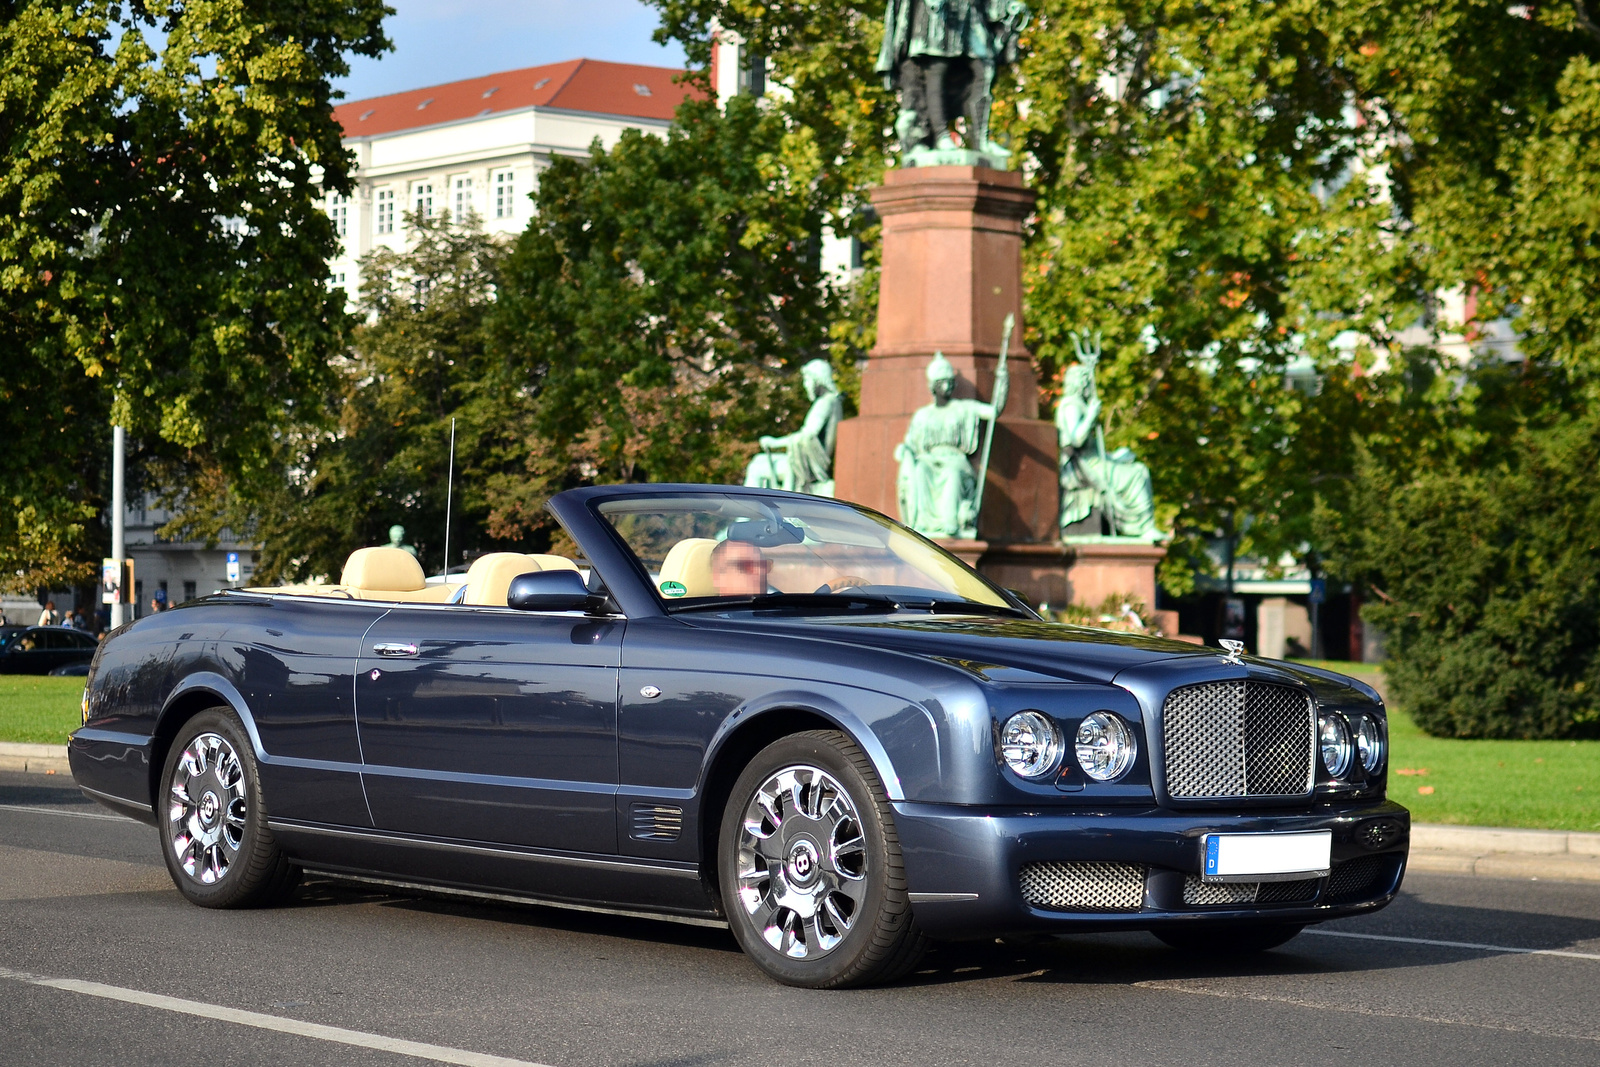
579,487 -> 1033,619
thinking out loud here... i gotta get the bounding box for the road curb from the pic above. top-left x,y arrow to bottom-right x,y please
1409,822 -> 1600,883
0,741 -> 71,775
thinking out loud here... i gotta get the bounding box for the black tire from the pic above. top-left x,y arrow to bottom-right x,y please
158,708 -> 300,908
1153,922 -> 1305,954
719,729 -> 928,988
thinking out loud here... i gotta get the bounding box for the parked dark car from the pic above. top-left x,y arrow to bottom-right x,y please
70,485 -> 1409,987
1,625 -> 98,675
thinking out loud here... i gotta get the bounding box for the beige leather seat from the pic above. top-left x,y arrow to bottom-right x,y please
461,552 -> 549,607
658,537 -> 717,597
339,547 -> 456,603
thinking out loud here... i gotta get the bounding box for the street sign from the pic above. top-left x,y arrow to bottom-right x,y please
226,552 -> 241,584
1309,578 -> 1327,605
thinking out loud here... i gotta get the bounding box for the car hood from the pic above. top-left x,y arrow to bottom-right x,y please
679,612 -> 1215,686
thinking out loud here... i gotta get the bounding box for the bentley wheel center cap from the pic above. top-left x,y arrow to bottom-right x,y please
199,791 -> 220,826
786,839 -> 820,885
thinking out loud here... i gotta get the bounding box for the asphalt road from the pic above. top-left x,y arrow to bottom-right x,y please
2,769 -> 1596,1067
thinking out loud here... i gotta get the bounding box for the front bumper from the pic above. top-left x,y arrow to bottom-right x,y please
894,799 -> 1409,939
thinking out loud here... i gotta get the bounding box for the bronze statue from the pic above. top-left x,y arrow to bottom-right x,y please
744,359 -> 844,496
895,350 -> 1009,539
877,0 -> 1030,166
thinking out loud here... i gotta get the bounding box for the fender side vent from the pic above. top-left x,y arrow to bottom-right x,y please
630,804 -> 683,842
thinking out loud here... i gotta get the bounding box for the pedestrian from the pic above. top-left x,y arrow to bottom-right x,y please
71,608 -> 91,631
150,589 -> 168,614
0,608 -> 7,626
37,600 -> 58,626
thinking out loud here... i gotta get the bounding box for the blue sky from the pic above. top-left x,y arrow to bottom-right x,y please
334,0 -> 689,102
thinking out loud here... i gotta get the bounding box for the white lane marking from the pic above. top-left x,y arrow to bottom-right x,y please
1134,980 -> 1600,1042
0,804 -> 128,823
1305,927 -> 1600,961
0,966 -> 554,1067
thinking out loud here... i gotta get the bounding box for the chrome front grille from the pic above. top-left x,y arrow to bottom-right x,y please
1020,862 -> 1145,912
1162,681 -> 1315,799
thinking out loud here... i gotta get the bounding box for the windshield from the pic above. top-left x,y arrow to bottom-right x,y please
595,493 -> 1013,611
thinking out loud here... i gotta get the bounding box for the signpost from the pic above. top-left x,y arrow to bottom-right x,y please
226,552 -> 241,585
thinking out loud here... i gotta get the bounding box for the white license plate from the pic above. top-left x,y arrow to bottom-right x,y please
1202,831 -> 1332,882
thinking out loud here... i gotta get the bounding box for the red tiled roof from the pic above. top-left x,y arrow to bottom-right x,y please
334,58 -> 696,139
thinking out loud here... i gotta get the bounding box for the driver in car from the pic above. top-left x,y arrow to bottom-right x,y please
710,538 -> 771,597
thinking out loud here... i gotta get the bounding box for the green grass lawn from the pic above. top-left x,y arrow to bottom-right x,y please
5,661 -> 1595,831
1293,659 -> 1599,833
0,675 -> 84,745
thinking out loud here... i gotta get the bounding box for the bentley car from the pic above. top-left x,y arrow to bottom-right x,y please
69,485 -> 1409,988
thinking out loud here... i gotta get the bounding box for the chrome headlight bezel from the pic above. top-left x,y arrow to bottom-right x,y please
1074,711 -> 1137,782
1319,712 -> 1354,778
1354,714 -> 1386,775
999,710 -> 1064,780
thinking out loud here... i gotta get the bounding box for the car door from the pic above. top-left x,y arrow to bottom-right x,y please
355,603 -> 623,854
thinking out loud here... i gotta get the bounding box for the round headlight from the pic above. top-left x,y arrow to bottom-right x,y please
1075,712 -> 1137,782
1355,715 -> 1385,774
1000,711 -> 1064,779
1319,713 -> 1354,778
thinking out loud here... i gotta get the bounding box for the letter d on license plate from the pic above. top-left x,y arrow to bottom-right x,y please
1203,831 -> 1332,883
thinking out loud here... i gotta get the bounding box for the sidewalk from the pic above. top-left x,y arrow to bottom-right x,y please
3,741 -> 1596,883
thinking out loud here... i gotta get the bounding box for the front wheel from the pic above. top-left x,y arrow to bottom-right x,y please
1153,922 -> 1305,954
159,708 -> 300,908
719,730 -> 927,988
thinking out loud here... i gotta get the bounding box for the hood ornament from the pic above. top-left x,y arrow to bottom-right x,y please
1218,639 -> 1246,665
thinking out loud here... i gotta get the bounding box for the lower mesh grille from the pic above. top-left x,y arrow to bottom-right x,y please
1020,862 -> 1146,912
1182,877 -> 1321,906
1325,855 -> 1395,904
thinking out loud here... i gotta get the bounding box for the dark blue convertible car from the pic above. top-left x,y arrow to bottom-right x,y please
70,485 -> 1408,987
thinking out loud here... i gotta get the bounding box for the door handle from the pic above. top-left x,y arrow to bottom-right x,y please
372,642 -> 419,658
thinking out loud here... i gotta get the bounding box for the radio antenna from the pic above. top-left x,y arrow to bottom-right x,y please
443,417 -> 456,580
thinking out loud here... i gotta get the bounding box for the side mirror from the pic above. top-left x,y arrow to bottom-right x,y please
506,570 -> 596,612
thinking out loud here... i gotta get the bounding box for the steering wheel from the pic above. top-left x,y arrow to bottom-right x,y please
822,575 -> 873,593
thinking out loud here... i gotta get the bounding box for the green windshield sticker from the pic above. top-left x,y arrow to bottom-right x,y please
660,580 -> 687,598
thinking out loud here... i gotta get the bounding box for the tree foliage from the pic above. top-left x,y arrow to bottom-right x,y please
1321,369 -> 1600,739
0,0 -> 388,589
482,93 -> 831,541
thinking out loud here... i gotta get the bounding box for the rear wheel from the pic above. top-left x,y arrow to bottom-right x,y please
159,708 -> 299,908
719,730 -> 927,988
1153,922 -> 1305,954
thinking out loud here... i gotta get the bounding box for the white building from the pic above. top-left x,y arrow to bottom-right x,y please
324,58 -> 694,297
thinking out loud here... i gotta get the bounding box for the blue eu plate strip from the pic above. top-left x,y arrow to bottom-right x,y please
1204,835 -> 1220,877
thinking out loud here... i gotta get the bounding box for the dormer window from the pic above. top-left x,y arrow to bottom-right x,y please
633,84 -> 652,96
417,97 -> 434,110
482,87 -> 499,99
359,109 -> 375,121
533,78 -> 550,90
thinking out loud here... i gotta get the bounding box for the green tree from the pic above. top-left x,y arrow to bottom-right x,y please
243,212 -> 515,583
0,0 -> 388,589
483,93 -> 831,541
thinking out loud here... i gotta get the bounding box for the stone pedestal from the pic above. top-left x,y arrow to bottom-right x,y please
834,166 -> 1059,543
1062,540 -> 1166,611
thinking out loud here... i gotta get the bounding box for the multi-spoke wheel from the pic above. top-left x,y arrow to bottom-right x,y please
159,708 -> 299,908
720,730 -> 927,988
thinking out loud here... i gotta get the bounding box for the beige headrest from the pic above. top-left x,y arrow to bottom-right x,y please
462,552 -> 546,607
527,554 -> 580,573
658,537 -> 717,598
341,547 -> 426,592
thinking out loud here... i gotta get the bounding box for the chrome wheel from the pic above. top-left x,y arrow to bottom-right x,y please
167,732 -> 247,885
735,764 -> 868,960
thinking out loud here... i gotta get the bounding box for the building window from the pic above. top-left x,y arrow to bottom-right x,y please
182,581 -> 196,602
413,181 -> 434,219
452,175 -> 473,223
327,191 -> 347,237
376,188 -> 395,233
493,170 -> 515,219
